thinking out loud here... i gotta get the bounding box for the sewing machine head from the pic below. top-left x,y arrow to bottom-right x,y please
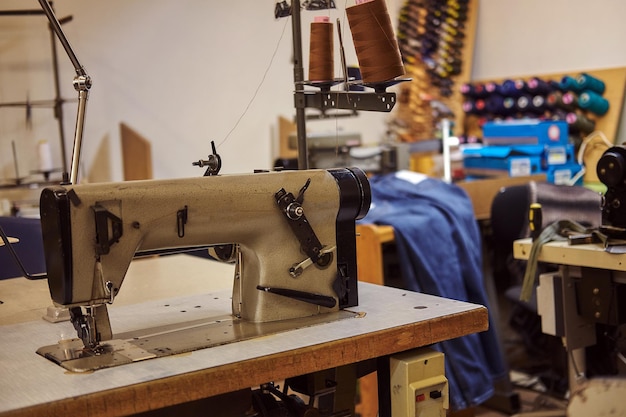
39,168 -> 370,350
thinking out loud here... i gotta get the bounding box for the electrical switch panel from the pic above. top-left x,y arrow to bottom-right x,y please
390,347 -> 449,417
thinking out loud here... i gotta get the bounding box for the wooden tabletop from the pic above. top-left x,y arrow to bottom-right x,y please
0,255 -> 487,417
514,237 -> 626,274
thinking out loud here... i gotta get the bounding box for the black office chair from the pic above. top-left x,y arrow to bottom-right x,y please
488,181 -> 602,401
490,180 -> 602,292
0,216 -> 46,280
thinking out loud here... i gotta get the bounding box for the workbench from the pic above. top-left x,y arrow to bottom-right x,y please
0,254 -> 488,417
513,237 -> 626,415
514,238 -> 626,273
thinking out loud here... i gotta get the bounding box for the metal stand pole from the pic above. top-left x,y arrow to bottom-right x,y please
38,0 -> 91,184
291,0 -> 308,170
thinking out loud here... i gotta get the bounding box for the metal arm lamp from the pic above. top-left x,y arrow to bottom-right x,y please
38,0 -> 91,185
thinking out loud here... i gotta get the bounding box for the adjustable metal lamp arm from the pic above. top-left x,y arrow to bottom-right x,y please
38,0 -> 91,184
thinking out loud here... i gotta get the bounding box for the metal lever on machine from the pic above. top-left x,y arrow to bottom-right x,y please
275,180 -> 333,277
193,140 -> 222,176
290,245 -> 336,277
93,204 -> 123,256
256,285 -> 336,308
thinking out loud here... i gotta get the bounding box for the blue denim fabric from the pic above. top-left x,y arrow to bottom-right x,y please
359,172 -> 507,410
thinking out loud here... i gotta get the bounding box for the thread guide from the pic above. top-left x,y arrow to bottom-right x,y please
296,77 -> 410,113
282,0 -> 408,167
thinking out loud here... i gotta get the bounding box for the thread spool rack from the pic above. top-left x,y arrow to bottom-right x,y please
279,0 -> 410,168
298,78 -> 409,113
392,0 -> 479,143
462,67 -> 626,183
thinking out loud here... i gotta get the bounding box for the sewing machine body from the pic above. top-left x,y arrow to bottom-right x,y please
38,168 -> 369,354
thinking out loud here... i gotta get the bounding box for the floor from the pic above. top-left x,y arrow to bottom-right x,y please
473,386 -> 567,416
469,283 -> 570,417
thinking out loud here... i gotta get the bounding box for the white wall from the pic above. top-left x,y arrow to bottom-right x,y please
0,0 -> 398,183
472,0 -> 626,79
1,0 -> 626,184
471,0 -> 626,143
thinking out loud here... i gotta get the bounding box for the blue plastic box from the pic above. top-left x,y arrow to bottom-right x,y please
462,143 -> 581,183
482,119 -> 569,146
546,163 -> 584,185
463,145 -> 544,177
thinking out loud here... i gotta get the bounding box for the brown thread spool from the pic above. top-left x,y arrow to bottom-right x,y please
346,0 -> 405,83
309,16 -> 335,82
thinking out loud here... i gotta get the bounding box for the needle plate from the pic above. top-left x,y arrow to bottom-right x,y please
37,309 -> 358,373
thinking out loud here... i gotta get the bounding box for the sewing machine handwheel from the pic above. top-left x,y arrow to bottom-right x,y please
598,146 -> 626,187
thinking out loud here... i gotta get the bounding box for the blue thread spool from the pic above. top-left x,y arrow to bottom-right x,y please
526,77 -> 553,95
484,81 -> 501,95
501,79 -> 525,97
559,75 -> 583,93
485,94 -> 505,115
576,73 -> 605,95
579,90 -> 609,116
548,80 -> 561,91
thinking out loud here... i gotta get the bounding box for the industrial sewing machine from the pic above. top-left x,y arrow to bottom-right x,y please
35,166 -> 370,372
510,145 -> 626,417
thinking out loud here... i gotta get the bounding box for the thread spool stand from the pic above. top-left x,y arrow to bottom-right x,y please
279,0 -> 410,169
300,77 -> 407,113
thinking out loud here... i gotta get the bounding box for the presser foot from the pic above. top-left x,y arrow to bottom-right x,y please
36,338 -> 156,373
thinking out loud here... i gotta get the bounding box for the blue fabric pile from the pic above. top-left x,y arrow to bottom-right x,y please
360,171 -> 507,410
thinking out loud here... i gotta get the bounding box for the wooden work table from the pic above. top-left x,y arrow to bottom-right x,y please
0,254 -> 488,417
513,237 -> 626,415
514,237 -> 626,273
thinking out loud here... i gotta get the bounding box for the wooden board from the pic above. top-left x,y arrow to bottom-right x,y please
356,223 -> 394,285
514,237 -> 626,274
278,115 -> 298,159
120,122 -> 153,181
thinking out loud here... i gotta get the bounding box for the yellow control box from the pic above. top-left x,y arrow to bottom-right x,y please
390,348 -> 449,417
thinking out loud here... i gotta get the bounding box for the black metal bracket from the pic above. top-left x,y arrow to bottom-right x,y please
257,285 -> 336,308
297,90 -> 397,113
193,140 -> 222,176
92,204 -> 123,256
177,206 -> 188,238
275,181 -> 329,268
